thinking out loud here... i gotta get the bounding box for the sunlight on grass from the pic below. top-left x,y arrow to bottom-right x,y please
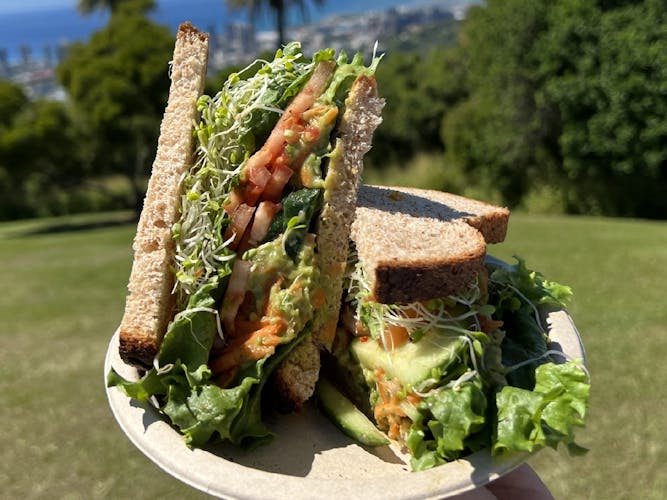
0,219 -> 205,499
491,214 -> 667,499
1,212 -> 665,498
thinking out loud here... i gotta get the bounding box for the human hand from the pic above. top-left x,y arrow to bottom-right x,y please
450,463 -> 554,500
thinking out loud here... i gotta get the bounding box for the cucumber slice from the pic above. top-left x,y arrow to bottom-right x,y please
316,378 -> 389,447
351,330 -> 467,387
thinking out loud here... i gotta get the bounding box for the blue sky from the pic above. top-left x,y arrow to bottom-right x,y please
0,1 -> 76,15
0,0 -> 184,15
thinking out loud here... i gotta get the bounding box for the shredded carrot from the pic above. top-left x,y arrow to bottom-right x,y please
213,368 -> 239,388
480,316 -> 504,334
211,311 -> 288,383
210,333 -> 279,375
372,368 -> 420,440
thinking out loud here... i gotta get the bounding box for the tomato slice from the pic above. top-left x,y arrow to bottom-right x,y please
262,163 -> 294,202
234,60 -> 336,206
223,188 -> 243,216
246,163 -> 272,189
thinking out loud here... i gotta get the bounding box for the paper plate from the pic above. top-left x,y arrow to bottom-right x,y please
104,301 -> 586,499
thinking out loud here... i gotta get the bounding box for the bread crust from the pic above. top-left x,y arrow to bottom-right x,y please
374,252 -> 486,304
312,75 -> 384,350
118,23 -> 209,368
269,337 -> 321,412
272,74 -> 384,409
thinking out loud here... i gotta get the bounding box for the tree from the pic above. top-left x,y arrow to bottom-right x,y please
0,80 -> 28,125
368,46 -> 468,167
443,0 -> 554,207
535,0 -> 667,216
0,80 -> 29,218
57,6 -> 174,215
0,96 -> 89,219
226,0 -> 324,48
443,0 -> 667,217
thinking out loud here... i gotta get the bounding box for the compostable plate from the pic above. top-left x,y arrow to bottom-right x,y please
104,295 -> 586,499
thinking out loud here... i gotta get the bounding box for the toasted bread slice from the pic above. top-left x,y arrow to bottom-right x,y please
311,75 -> 385,351
351,185 -> 510,305
119,23 -> 209,368
271,75 -> 384,410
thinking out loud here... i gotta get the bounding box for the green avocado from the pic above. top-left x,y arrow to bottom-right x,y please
243,236 -> 320,341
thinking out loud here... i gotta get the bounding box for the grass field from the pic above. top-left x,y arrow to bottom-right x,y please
1,211 -> 666,499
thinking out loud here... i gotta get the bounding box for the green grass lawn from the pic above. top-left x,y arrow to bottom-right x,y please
1,211 -> 665,499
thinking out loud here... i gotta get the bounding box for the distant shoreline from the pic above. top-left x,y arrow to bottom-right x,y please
0,0 -> 477,65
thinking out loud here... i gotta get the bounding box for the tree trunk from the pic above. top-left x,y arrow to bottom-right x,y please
275,0 -> 286,47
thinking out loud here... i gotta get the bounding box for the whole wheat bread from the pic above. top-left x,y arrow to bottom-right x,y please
119,23 -> 209,368
271,75 -> 384,409
311,75 -> 385,350
351,185 -> 510,305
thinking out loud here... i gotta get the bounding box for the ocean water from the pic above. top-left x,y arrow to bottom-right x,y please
0,0 -> 456,64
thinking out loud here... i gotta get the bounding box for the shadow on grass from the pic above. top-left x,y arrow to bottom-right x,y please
4,211 -> 137,238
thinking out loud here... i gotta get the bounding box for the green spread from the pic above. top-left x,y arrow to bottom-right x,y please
244,235 -> 321,341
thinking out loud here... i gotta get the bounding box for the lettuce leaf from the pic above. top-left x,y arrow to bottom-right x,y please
157,281 -> 220,369
494,361 -> 589,455
406,374 -> 488,471
107,274 -> 310,447
161,331 -> 306,448
108,331 -> 307,447
488,256 -> 573,389
107,281 -> 220,402
335,255 -> 589,471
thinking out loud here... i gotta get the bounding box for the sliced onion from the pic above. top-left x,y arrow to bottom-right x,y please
224,203 -> 255,250
220,259 -> 251,335
247,201 -> 281,248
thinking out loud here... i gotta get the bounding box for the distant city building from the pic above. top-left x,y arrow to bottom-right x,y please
214,3 -> 456,67
2,2 -> 468,100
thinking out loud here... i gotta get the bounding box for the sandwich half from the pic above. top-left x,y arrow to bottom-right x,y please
329,185 -> 589,471
109,23 -> 384,447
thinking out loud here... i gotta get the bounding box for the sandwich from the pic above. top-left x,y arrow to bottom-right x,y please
325,185 -> 590,471
107,22 -> 384,448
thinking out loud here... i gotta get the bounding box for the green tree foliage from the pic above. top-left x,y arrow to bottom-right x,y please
369,46 -> 468,167
0,80 -> 29,219
537,0 -> 667,216
57,4 -> 174,214
443,0 -> 667,217
0,80 -> 28,123
0,89 -> 89,219
443,0 -> 554,207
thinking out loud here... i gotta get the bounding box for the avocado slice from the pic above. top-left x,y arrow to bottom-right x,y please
316,377 -> 389,447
